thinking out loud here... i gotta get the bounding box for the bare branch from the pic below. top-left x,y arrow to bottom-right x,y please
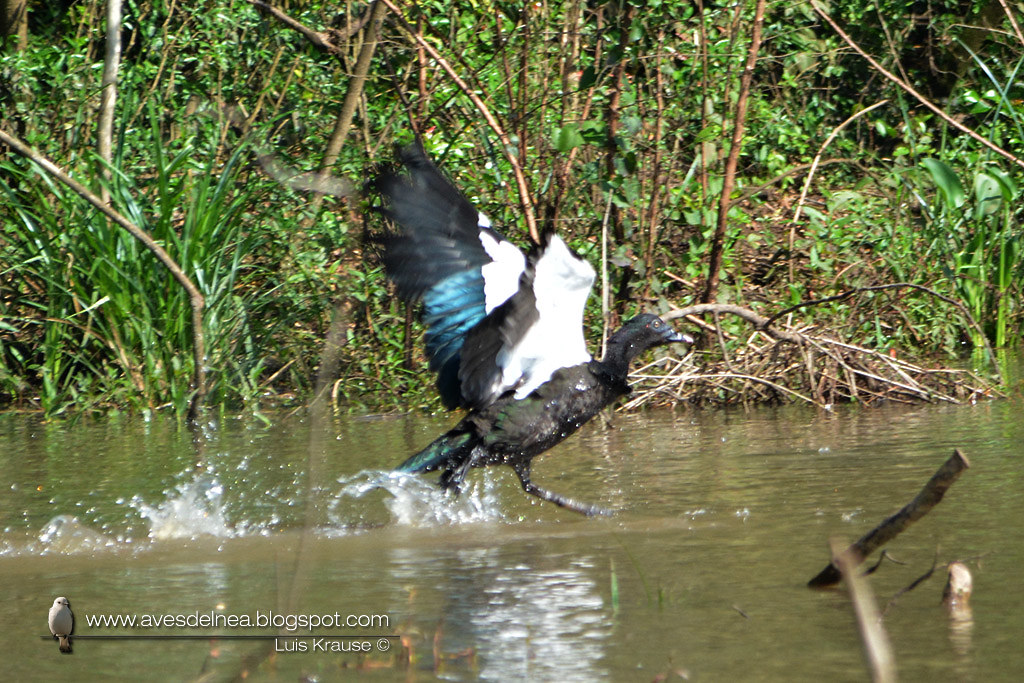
809,450 -> 970,588
246,0 -> 372,55
830,538 -> 898,683
811,1 -> 1024,171
996,0 -> 1024,45
379,0 -> 540,244
789,99 -> 888,280
882,550 -> 938,614
664,303 -> 803,343
256,153 -> 354,196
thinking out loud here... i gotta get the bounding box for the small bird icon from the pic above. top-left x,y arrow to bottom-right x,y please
48,597 -> 74,654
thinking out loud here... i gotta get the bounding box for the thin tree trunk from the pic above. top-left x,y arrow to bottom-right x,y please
0,0 -> 28,50
696,0 -> 711,199
517,6 -> 530,173
643,35 -> 666,295
603,2 -> 634,244
544,0 -> 586,233
97,0 -> 123,204
309,0 -> 387,217
700,0 -> 767,304
416,15 -> 428,123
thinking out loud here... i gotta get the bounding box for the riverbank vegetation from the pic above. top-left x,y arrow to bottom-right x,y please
1,0 -> 1020,417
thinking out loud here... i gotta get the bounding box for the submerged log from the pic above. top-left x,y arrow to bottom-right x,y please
809,449 -> 970,588
942,561 -> 973,610
943,561 -> 974,656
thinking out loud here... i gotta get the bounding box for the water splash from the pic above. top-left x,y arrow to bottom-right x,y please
35,515 -> 116,554
331,469 -> 505,527
0,515 -> 119,557
130,472 -> 236,540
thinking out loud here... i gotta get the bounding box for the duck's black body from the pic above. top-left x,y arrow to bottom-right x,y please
397,316 -> 681,514
376,144 -> 690,515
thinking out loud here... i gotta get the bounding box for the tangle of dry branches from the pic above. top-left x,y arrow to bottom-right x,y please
623,294 -> 1001,410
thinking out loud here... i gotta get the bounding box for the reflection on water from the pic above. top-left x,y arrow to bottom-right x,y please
1,396 -> 1023,681
389,545 -> 610,681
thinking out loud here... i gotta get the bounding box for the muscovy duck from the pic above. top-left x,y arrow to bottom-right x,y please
376,144 -> 692,515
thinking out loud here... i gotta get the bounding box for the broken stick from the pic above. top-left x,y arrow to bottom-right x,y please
809,449 -> 970,588
942,561 -> 973,611
830,538 -> 897,683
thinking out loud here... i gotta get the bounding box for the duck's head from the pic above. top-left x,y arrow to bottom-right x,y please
606,313 -> 693,366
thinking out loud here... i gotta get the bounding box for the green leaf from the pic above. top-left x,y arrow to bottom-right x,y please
828,190 -> 863,210
694,124 -> 720,144
579,120 -> 606,145
874,120 -> 895,137
973,172 -> 1002,218
962,89 -> 991,114
801,206 -> 826,225
552,125 -> 584,152
579,66 -> 598,89
985,166 -> 1018,201
921,158 -> 966,210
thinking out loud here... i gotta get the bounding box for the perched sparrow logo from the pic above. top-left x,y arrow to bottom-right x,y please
48,597 -> 74,654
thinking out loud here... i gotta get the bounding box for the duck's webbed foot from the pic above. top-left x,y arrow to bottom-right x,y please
438,452 -> 478,494
511,461 -> 613,517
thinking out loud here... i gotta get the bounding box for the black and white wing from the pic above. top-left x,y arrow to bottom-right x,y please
377,144 -> 595,409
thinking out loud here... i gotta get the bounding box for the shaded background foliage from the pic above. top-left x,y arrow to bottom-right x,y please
0,0 -> 1021,416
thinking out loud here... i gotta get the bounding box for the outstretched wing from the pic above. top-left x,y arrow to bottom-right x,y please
378,145 -> 525,408
377,144 -> 595,410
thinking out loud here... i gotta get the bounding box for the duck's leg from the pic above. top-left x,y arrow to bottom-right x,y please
439,449 -> 481,493
511,461 -> 612,517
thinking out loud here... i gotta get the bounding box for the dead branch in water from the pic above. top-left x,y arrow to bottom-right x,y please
882,549 -> 939,615
623,289 -> 1000,410
808,450 -> 971,588
943,561 -> 973,611
830,538 -> 898,683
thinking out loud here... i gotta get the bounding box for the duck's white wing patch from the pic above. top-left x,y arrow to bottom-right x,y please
497,234 -> 596,398
456,233 -> 595,409
478,229 -> 526,313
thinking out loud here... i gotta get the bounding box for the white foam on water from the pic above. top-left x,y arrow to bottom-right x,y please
0,515 -> 121,557
35,515 -> 117,554
331,469 -> 505,528
130,472 -> 237,541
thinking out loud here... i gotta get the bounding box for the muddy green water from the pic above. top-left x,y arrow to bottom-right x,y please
1,398 -> 1021,681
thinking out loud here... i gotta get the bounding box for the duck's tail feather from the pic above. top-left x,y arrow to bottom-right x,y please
395,431 -> 473,474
